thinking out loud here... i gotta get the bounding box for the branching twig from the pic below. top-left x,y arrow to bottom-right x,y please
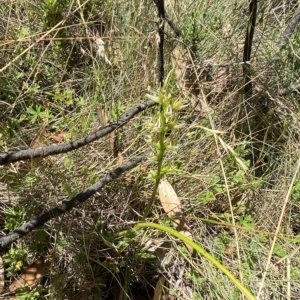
243,0 -> 257,98
165,13 -> 181,37
0,154 -> 146,252
280,6 -> 300,46
0,99 -> 156,165
152,0 -> 180,38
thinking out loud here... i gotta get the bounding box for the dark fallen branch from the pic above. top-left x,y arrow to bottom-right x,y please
243,0 -> 257,98
0,99 -> 156,165
0,154 -> 145,252
280,6 -> 300,46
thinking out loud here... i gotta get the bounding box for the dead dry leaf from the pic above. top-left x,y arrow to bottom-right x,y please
158,178 -> 182,218
222,22 -> 233,39
51,131 -> 66,143
9,257 -> 50,293
117,152 -> 124,165
96,105 -> 116,153
153,275 -> 165,300
158,179 -> 194,253
96,105 -> 109,127
95,37 -> 112,65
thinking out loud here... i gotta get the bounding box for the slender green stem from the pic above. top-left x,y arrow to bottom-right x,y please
141,172 -> 161,220
142,102 -> 167,220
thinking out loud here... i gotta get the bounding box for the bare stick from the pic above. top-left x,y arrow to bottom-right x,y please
0,154 -> 145,252
153,0 -> 165,87
243,0 -> 257,97
0,99 -> 156,165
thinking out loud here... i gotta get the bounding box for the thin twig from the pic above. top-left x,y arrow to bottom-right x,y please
0,154 -> 146,252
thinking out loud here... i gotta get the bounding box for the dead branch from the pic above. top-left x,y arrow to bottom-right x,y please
153,0 -> 165,86
0,99 -> 156,165
0,154 -> 145,252
243,0 -> 257,98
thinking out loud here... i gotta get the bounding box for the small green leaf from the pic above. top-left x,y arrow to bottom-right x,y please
233,170 -> 245,183
238,215 -> 254,229
273,243 -> 286,258
199,191 -> 215,204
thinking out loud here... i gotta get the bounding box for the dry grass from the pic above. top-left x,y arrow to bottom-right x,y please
1,0 -> 300,299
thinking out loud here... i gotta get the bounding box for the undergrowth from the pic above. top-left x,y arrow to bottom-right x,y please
1,0 -> 300,299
